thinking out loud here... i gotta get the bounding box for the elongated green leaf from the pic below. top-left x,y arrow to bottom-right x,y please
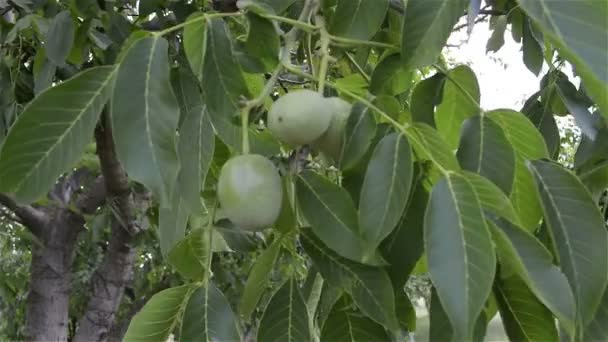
494,276 -> 558,342
518,0 -> 608,119
429,287 -> 490,342
167,224 -> 229,281
521,99 -> 560,158
359,133 -> 413,253
202,18 -> 250,121
425,172 -> 496,340
522,18 -> 543,76
381,182 -> 428,287
462,172 -> 521,226
435,65 -> 481,149
321,299 -> 390,342
486,15 -> 507,53
112,36 -> 180,205
401,0 -> 468,70
317,282 -> 344,330
159,190 -> 189,257
45,11 -> 75,66
239,238 -> 282,321
0,66 -> 115,203
172,67 -> 215,213
585,287 -> 608,341
183,13 -> 206,81
339,103 -> 377,171
124,284 -> 194,342
242,13 -> 279,73
296,171 -> 370,265
180,283 -> 241,342
369,54 -> 412,96
457,115 -> 516,194
490,217 -> 575,332
301,230 -> 399,333
405,123 -> 460,172
329,0 -> 389,40
410,73 -> 445,127
488,109 -> 548,230
257,277 -> 311,342
528,160 -> 608,326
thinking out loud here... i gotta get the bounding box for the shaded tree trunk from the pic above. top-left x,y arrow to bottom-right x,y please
25,208 -> 83,341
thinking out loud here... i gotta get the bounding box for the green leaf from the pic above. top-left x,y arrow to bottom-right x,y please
33,49 -> 55,95
490,217 -> 575,332
172,67 -> 215,213
124,284 -> 194,342
585,287 -> 608,341
521,99 -> 560,158
405,123 -> 460,172
396,290 -> 417,332
528,160 -> 608,326
522,18 -> 543,76
381,182 -> 428,288
159,190 -> 189,257
296,171 -> 371,265
242,13 -> 279,73
424,172 -> 496,340
202,18 -> 250,121
339,103 -> 377,171
239,238 -> 282,321
301,230 -> 399,333
369,54 -> 412,96
486,15 -> 507,53
180,283 -> 241,342
494,276 -> 558,342
462,172 -> 520,226
0,66 -> 115,203
183,13 -> 206,81
257,277 -> 311,342
401,0 -> 469,70
359,133 -> 413,253
329,0 -> 389,40
429,287 -> 489,342
435,65 -> 481,149
167,227 -> 212,281
317,282 -> 344,330
487,109 -> 548,230
518,0 -> 608,119
111,36 -> 180,205
321,299 -> 391,341
45,11 -> 75,66
410,73 -> 445,127
456,115 -> 516,194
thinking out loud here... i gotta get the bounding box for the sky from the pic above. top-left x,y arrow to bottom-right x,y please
444,15 -> 575,111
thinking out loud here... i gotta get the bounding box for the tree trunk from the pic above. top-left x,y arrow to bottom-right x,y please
72,222 -> 136,342
25,208 -> 83,341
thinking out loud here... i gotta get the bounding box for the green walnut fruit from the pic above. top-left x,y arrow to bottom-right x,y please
268,89 -> 333,146
217,154 -> 282,230
313,97 -> 352,160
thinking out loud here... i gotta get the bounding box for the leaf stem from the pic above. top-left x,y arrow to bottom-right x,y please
329,35 -> 398,49
241,105 -> 250,154
316,14 -> 330,94
260,13 -> 319,32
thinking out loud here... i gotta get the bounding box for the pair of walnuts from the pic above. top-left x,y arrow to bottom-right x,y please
217,90 -> 352,230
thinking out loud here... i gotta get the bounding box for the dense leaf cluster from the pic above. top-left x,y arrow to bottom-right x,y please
0,0 -> 607,341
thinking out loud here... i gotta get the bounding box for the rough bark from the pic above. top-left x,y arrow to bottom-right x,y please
25,207 -> 83,341
74,111 -> 142,342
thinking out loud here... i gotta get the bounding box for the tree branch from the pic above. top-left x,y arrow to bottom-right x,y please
0,193 -> 46,235
73,109 -> 142,342
75,176 -> 107,215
